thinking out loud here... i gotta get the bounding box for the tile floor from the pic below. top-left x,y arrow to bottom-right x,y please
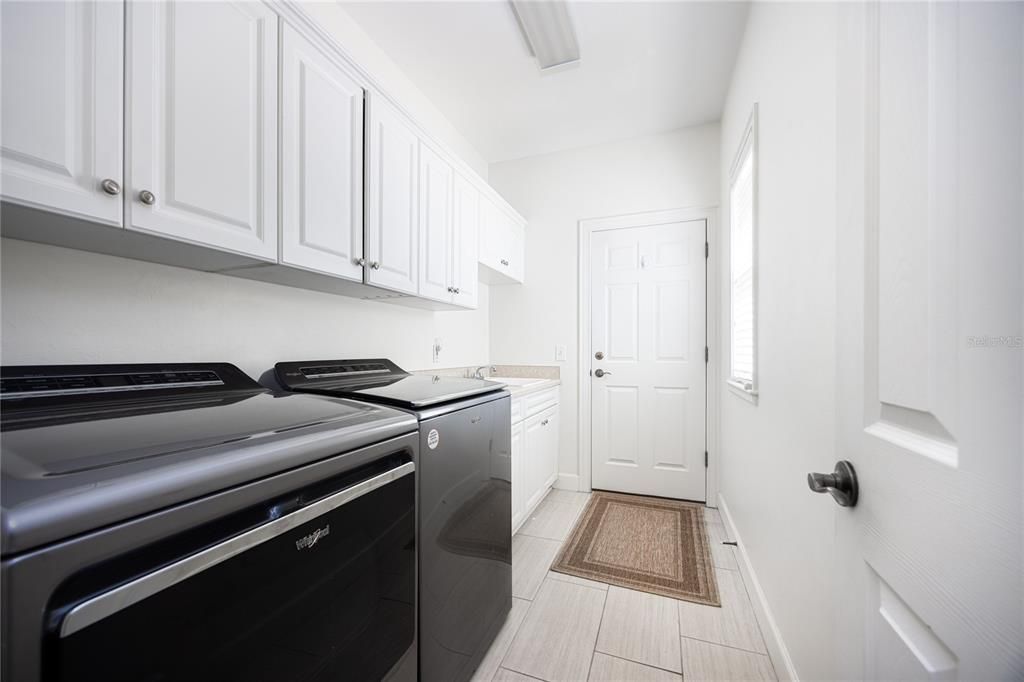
472,489 -> 777,682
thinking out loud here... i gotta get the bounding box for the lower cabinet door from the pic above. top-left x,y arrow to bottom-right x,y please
523,409 -> 552,513
540,405 -> 559,489
511,420 -> 526,531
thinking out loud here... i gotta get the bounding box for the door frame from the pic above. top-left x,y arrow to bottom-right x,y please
577,206 -> 720,503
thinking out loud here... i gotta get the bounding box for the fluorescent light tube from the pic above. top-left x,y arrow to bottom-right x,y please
510,0 -> 580,71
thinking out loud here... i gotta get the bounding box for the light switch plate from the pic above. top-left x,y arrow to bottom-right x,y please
555,344 -> 567,362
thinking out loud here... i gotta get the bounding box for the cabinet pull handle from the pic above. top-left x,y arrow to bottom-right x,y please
100,178 -> 121,196
138,189 -> 156,205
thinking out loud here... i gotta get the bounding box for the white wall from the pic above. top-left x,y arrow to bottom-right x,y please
300,1 -> 488,178
487,124 -> 720,487
716,4 -> 838,680
0,239 -> 489,379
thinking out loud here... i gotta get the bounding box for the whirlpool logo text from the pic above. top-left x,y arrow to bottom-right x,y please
295,525 -> 330,551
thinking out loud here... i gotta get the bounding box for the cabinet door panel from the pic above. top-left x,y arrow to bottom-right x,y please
541,406 -> 559,489
511,420 -> 526,531
524,411 -> 549,513
0,0 -> 123,225
280,24 -> 364,280
451,173 -> 480,308
417,143 -> 452,302
128,0 -> 277,259
366,95 -> 418,294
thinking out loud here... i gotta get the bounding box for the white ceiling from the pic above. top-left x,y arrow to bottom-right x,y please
340,1 -> 750,164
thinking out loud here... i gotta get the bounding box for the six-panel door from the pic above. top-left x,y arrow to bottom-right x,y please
365,94 -> 419,295
280,23 -> 364,281
590,219 -> 707,501
0,0 -> 123,226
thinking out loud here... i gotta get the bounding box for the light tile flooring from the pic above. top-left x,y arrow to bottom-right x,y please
472,490 -> 777,682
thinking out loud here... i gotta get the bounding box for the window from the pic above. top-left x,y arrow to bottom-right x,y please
728,105 -> 758,401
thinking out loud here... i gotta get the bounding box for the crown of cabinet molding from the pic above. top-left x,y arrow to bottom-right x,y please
268,0 -> 526,227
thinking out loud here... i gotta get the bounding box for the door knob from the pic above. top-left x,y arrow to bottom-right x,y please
807,460 -> 858,507
594,369 -> 611,378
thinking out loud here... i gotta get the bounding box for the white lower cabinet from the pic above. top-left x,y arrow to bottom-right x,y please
511,387 -> 560,533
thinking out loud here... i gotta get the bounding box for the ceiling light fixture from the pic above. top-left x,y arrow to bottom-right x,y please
509,0 -> 580,71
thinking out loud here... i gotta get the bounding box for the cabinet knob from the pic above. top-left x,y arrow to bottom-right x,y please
447,286 -> 453,293
355,257 -> 366,267
370,261 -> 381,270
541,419 -> 549,426
500,259 -> 509,266
453,287 -> 460,294
100,178 -> 121,196
138,190 -> 156,205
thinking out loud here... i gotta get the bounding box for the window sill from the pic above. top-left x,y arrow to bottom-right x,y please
727,379 -> 759,404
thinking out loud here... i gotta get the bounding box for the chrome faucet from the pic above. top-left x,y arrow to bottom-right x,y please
471,365 -> 495,379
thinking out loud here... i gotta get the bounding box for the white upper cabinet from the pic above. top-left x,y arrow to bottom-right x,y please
127,0 -> 278,260
417,142 -> 453,303
451,173 -> 480,309
280,22 -> 364,280
479,194 -> 525,285
0,0 -> 123,226
366,93 -> 419,295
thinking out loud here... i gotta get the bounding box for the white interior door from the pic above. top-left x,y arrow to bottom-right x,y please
280,22 -> 364,280
0,0 -> 123,226
128,0 -> 278,259
834,3 -> 1022,679
590,219 -> 707,501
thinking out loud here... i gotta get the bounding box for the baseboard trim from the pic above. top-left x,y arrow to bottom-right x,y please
717,493 -> 800,682
555,473 -> 580,491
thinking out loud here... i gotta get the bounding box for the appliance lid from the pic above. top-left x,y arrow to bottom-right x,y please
275,359 -> 505,408
1,363 -> 418,556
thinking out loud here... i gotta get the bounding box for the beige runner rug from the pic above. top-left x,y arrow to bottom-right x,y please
551,491 -> 720,606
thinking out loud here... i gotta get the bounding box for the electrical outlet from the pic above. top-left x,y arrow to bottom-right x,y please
433,338 -> 442,364
555,344 -> 567,362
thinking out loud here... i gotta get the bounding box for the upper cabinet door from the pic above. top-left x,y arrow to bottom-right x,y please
451,173 -> 480,309
366,94 -> 418,295
0,0 -> 123,226
506,219 -> 525,282
128,1 -> 278,260
280,23 -> 364,280
417,142 -> 453,303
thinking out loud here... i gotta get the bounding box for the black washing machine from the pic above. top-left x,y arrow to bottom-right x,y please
272,359 -> 512,682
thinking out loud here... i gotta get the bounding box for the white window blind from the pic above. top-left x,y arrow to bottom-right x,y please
730,140 -> 755,387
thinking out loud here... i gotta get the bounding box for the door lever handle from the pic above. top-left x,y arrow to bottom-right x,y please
807,460 -> 858,507
594,369 -> 611,378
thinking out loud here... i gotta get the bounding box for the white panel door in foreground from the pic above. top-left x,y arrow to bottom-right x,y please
591,219 -> 706,501
834,2 -> 1022,679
